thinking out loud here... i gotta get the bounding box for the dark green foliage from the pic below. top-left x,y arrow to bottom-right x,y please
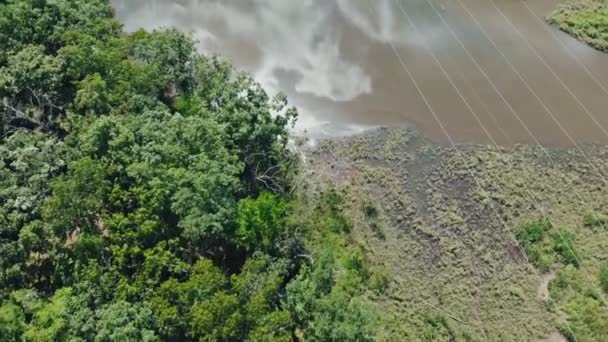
0,130 -> 67,292
516,219 -> 553,270
516,219 -> 551,245
516,219 -> 580,270
552,231 -> 580,268
0,0 -> 378,340
600,262 -> 608,293
362,200 -> 384,239
128,29 -> 197,97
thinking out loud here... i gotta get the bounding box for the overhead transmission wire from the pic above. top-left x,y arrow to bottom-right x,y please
404,0 -> 608,337
521,0 -> 608,110
450,60 -> 513,145
390,0 -> 580,338
453,0 -> 608,308
363,1 -> 489,338
428,0 -> 606,288
367,0 -> 550,338
488,0 -> 608,180
514,0 -> 608,141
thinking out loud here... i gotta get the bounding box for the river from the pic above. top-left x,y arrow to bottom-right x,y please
112,0 -> 608,145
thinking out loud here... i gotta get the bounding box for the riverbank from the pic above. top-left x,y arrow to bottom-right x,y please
548,0 -> 608,52
304,128 -> 608,340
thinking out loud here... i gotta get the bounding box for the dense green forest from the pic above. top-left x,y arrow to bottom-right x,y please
0,1 -> 377,340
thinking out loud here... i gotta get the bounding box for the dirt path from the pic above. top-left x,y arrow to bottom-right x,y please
544,332 -> 568,342
538,272 -> 556,301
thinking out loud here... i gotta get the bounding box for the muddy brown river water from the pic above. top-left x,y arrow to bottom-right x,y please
113,0 -> 608,145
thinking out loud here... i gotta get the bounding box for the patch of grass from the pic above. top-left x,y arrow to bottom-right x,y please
363,201 -> 379,219
362,201 -> 385,239
552,231 -> 580,267
583,211 -> 608,227
367,267 -> 389,294
548,0 -> 608,52
308,127 -> 608,340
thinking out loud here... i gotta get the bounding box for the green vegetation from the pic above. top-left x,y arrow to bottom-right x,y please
515,217 -> 608,340
583,210 -> 608,227
362,201 -> 385,239
2,1 -> 608,340
549,264 -> 608,341
309,128 -> 608,340
0,1 -> 378,340
516,219 -> 580,271
548,0 -> 608,52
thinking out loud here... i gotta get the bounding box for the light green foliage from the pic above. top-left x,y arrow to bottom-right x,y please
170,255 -> 295,341
583,210 -> 608,227
286,253 -> 375,341
189,291 -> 242,341
548,0 -> 608,52
513,215 -> 608,340
22,288 -> 70,341
553,231 -> 580,267
516,214 -> 608,341
0,302 -> 25,340
149,259 -> 228,339
74,73 -> 110,115
285,191 -> 377,341
237,192 -> 287,252
316,189 -> 352,233
549,265 -> 608,341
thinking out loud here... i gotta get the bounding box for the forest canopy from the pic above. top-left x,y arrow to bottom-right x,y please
0,1 -> 376,340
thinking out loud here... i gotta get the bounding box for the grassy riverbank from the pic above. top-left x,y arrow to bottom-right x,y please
548,0 -> 608,52
305,128 -> 608,340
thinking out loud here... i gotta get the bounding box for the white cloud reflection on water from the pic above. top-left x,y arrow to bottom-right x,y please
112,0 -> 608,144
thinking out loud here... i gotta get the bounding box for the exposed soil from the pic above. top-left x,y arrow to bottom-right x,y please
538,272 -> 556,301
544,332 -> 568,342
